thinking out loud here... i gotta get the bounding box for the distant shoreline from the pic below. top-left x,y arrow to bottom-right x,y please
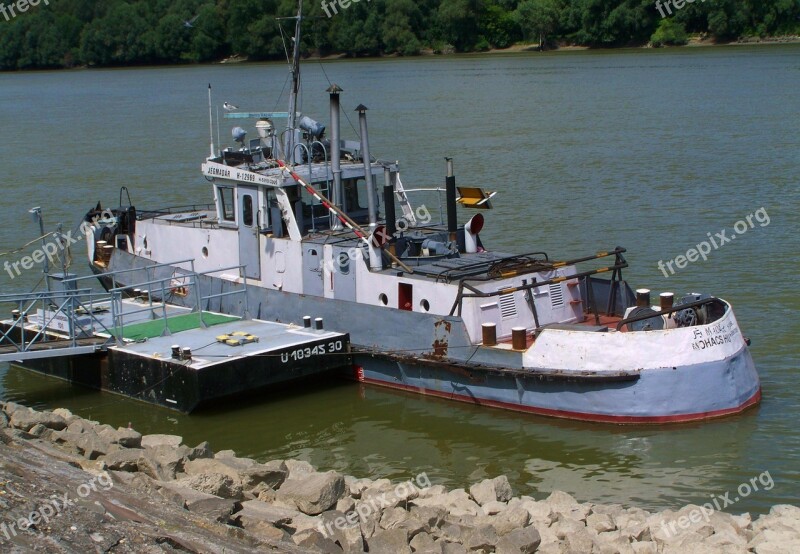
3,35 -> 799,73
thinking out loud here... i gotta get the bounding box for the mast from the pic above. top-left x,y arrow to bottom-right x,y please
285,0 -> 303,163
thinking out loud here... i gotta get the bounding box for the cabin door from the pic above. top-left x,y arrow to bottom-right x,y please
238,186 -> 261,280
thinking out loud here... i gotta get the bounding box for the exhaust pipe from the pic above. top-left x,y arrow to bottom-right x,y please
328,84 -> 343,231
356,105 -> 381,270
445,158 -> 457,241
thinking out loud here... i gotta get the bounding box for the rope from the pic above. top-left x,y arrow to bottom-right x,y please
0,232 -> 55,258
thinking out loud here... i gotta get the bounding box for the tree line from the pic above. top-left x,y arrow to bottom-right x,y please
0,0 -> 798,71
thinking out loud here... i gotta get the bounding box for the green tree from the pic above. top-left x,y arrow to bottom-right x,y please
437,0 -> 482,51
650,18 -> 688,47
515,0 -> 560,48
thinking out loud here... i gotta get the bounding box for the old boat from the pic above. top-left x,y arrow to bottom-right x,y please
82,1 -> 760,423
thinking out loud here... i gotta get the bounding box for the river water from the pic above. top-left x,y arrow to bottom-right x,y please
0,45 -> 798,515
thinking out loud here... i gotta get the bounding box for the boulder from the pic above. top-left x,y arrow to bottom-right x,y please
184,457 -> 287,491
0,411 -> 9,429
103,448 -> 145,472
10,408 -> 67,432
96,427 -> 142,449
491,506 -> 530,536
76,432 -> 116,460
414,489 -> 481,518
188,441 -> 213,460
319,510 -> 364,553
67,418 -> 97,435
465,523 -> 499,551
469,476 -> 513,506
138,445 -> 189,480
277,471 -> 346,516
292,528 -> 343,553
156,481 -> 220,509
588,512 -> 617,534
441,542 -> 468,554
234,499 -> 302,528
495,527 -> 542,554
482,500 -> 507,516
140,434 -> 183,448
285,459 -> 315,479
368,528 -> 411,554
381,507 -> 426,538
186,497 -> 241,523
179,472 -> 243,500
410,532 -> 439,553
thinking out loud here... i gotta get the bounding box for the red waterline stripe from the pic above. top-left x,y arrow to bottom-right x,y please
357,376 -> 762,424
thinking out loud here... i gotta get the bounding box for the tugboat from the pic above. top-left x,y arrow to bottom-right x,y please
82,1 -> 760,423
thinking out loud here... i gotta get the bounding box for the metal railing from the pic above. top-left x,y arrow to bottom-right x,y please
0,288 -> 116,361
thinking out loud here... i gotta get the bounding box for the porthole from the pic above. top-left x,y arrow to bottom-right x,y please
379,293 -> 388,306
420,299 -> 430,312
202,247 -> 209,258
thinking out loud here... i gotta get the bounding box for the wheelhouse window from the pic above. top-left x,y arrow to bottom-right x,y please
218,187 -> 235,222
243,195 -> 254,227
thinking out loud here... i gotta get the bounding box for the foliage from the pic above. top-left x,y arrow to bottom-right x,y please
650,18 -> 688,47
0,0 -> 798,70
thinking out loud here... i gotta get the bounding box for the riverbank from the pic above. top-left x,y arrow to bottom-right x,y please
0,402 -> 798,553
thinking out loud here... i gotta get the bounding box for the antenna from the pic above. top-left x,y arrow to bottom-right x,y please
208,84 -> 215,158
284,0 -> 303,163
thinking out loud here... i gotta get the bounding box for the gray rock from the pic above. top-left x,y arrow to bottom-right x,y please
2,401 -> 23,416
188,440 -> 213,460
215,449 -> 236,458
186,497 -> 241,523
482,500 -> 507,516
101,427 -> 142,449
292,528 -> 344,553
235,499 -> 302,528
368,528 -> 411,554
319,510 -> 364,553
138,444 -> 189,480
415,489 -> 481,518
336,496 -> 356,515
588,512 -> 617,533
28,423 -> 48,437
411,505 -> 447,531
77,432 -> 117,460
470,477 -> 512,506
496,527 -> 542,554
491,506 -> 530,536
67,418 -> 97,434
140,433 -> 183,448
184,457 -> 287,491
277,471 -> 346,516
285,458 -> 315,479
179,472 -> 244,500
0,411 -> 9,429
10,408 -> 67,432
631,542 -> 658,554
465,523 -> 499,551
103,448 -> 145,472
410,532 -> 439,553
441,543 -> 468,554
156,481 -> 220,508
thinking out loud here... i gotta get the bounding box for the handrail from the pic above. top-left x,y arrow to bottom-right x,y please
615,297 -> 726,332
448,248 -> 628,317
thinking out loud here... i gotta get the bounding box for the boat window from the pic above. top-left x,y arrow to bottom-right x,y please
243,195 -> 254,227
343,178 -> 366,211
219,187 -> 235,222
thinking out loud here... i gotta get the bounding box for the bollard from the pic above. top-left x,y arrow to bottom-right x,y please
482,323 -> 497,346
660,292 -> 674,311
315,318 -> 324,330
636,289 -> 651,308
303,316 -> 312,328
512,327 -> 527,351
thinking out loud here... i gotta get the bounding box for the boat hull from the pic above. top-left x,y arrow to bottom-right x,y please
351,347 -> 761,424
95,251 -> 761,423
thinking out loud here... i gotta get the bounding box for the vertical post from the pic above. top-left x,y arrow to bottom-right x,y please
327,84 -> 343,230
29,208 -> 50,293
357,105 -> 381,270
208,84 -> 215,158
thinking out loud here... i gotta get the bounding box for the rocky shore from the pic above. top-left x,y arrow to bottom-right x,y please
0,402 -> 797,553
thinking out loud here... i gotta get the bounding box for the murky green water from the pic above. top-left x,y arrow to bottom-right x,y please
1,46 -> 798,514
